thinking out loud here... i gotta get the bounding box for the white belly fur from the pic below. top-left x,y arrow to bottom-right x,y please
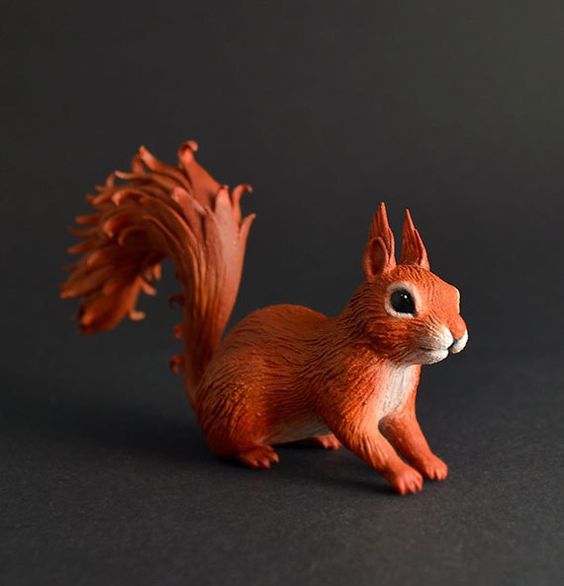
267,418 -> 330,444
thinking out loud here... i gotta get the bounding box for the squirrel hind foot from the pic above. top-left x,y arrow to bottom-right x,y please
237,445 -> 280,470
309,434 -> 342,450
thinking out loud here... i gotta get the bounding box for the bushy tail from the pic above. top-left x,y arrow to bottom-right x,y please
61,141 -> 255,399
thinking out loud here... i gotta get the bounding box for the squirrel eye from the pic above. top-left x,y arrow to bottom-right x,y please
390,289 -> 416,315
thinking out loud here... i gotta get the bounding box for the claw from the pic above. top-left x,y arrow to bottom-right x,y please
237,445 -> 280,470
390,466 -> 424,495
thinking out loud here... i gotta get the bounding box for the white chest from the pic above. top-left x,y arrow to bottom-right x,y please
376,365 -> 419,417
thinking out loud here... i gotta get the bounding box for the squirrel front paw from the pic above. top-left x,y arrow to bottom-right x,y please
388,466 -> 424,495
416,455 -> 448,481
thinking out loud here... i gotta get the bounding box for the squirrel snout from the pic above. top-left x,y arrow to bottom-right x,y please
449,330 -> 468,354
447,315 -> 467,354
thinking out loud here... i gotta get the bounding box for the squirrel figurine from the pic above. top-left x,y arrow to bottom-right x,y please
61,141 -> 468,495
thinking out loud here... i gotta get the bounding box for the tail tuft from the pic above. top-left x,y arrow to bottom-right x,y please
61,141 -> 255,396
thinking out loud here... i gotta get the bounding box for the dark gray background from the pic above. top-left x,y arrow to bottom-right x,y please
2,1 -> 563,585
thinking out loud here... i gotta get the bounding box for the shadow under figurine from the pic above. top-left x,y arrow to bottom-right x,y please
61,141 -> 468,495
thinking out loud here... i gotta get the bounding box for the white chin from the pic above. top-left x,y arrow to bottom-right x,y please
416,349 -> 449,365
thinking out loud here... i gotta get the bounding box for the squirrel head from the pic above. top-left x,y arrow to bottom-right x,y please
351,203 -> 468,366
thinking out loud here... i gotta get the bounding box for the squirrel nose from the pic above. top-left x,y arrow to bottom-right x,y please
449,330 -> 468,354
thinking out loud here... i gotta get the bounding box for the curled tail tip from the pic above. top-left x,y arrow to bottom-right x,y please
178,140 -> 199,162
180,139 -> 199,152
239,213 -> 256,241
232,184 -> 254,207
74,214 -> 97,226
128,309 -> 146,321
235,183 -> 253,193
59,276 -> 78,298
244,212 -> 257,225
170,354 -> 185,375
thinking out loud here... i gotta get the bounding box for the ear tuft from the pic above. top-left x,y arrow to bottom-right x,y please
362,202 -> 396,279
400,209 -> 430,269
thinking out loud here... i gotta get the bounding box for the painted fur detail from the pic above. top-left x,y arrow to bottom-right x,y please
62,141 -> 468,495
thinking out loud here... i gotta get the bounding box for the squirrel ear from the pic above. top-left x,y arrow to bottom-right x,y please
362,202 -> 396,280
400,209 -> 430,269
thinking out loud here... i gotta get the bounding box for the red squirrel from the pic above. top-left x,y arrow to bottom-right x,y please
61,141 -> 468,495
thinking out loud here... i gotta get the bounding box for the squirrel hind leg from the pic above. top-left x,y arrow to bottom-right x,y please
237,445 -> 280,470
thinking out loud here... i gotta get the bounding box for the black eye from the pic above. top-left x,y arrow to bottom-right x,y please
390,288 -> 416,315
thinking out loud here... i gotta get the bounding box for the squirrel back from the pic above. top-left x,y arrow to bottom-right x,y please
61,141 -> 255,400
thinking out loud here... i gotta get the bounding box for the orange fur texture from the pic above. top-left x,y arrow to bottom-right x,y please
61,141 -> 468,495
